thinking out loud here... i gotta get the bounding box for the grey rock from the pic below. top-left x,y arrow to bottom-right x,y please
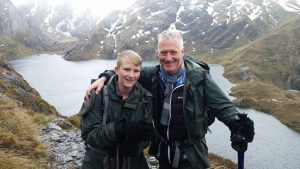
295,60 -> 300,76
38,118 -> 159,169
289,75 -> 300,91
46,123 -> 63,132
0,92 -> 9,100
240,66 -> 250,81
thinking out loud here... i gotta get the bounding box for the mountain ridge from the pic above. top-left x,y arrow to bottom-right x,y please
63,0 -> 300,61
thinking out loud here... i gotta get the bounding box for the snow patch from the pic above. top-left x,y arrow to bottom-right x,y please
148,10 -> 165,19
131,29 -> 150,39
30,3 -> 38,16
130,7 -> 142,15
248,6 -> 262,21
275,0 -> 300,12
207,4 -> 214,15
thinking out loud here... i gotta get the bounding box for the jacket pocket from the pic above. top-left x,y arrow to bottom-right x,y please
186,104 -> 206,139
185,140 -> 209,169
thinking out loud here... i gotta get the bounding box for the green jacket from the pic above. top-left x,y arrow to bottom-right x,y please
81,75 -> 153,169
139,58 -> 239,169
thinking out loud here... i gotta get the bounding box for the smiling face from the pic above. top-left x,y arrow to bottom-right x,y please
115,59 -> 141,90
114,50 -> 141,92
158,38 -> 184,75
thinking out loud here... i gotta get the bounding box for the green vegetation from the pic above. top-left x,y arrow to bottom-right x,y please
208,153 -> 236,169
0,99 -> 51,169
0,57 -> 58,168
67,114 -> 82,129
0,34 -> 37,60
214,16 -> 300,133
231,82 -> 300,132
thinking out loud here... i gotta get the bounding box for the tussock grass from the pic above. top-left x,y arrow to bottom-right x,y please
209,153 -> 236,169
0,99 -> 50,168
0,151 -> 49,169
67,114 -> 82,129
213,16 -> 300,133
231,81 -> 300,132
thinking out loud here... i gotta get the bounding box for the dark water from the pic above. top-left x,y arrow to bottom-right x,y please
9,54 -> 300,169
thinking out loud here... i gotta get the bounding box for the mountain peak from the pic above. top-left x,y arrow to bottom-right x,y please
63,0 -> 300,61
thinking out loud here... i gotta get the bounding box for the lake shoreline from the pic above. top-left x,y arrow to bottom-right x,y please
230,81 -> 300,133
9,54 -> 300,169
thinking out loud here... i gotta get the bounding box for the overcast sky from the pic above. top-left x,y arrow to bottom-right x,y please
11,0 -> 137,18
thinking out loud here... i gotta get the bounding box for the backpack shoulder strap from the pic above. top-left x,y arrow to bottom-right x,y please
102,85 -> 109,125
202,71 -> 216,128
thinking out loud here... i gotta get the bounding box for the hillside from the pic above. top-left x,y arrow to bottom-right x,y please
0,34 -> 38,60
14,0 -> 98,39
0,58 -> 59,168
216,15 -> 300,132
64,0 -> 300,61
0,0 -> 77,58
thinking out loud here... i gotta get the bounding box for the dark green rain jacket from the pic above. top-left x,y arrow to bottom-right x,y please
97,58 -> 239,169
81,75 -> 153,169
140,58 -> 239,169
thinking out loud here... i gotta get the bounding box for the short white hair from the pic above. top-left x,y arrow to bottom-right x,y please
157,29 -> 184,50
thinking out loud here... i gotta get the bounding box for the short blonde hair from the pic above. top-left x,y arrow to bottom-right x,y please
116,50 -> 142,67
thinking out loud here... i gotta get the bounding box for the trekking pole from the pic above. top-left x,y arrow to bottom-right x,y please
116,143 -> 120,169
238,151 -> 245,169
231,113 -> 248,169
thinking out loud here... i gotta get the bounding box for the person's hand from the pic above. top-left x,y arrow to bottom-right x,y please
85,77 -> 106,99
115,121 -> 151,141
120,121 -> 144,141
139,123 -> 154,141
118,141 -> 140,157
229,113 -> 255,152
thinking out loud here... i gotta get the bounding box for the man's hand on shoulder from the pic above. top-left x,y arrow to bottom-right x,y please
85,77 -> 106,99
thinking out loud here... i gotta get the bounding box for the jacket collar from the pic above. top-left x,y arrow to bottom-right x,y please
107,75 -> 143,108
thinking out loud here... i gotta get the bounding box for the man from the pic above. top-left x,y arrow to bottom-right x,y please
81,50 -> 153,169
86,29 -> 254,169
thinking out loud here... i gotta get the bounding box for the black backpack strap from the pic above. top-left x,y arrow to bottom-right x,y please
203,71 -> 216,128
102,85 -> 109,125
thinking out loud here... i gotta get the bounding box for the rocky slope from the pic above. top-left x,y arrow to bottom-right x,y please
1,0 -> 48,50
63,0 -> 300,61
0,0 -> 76,57
14,0 -> 98,40
0,60 -> 58,114
217,15 -> 300,132
218,15 -> 300,91
0,57 -> 59,168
